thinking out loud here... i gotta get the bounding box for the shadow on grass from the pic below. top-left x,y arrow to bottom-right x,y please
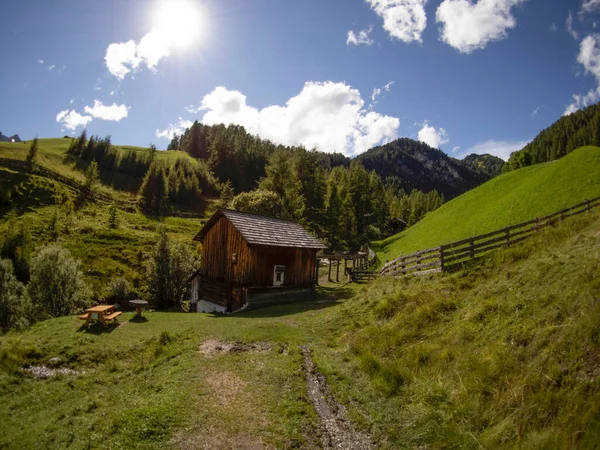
210,285 -> 355,319
129,315 -> 149,323
77,322 -> 119,334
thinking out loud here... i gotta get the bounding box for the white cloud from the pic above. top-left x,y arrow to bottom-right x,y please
452,146 -> 460,152
582,0 -> 600,13
436,0 -> 526,54
56,110 -> 92,131
136,28 -> 171,69
38,59 -> 44,64
48,64 -> 55,71
84,100 -> 129,121
105,40 -> 141,80
347,26 -> 375,46
156,117 -> 194,139
166,81 -> 400,155
565,34 -> 600,115
567,12 -> 580,40
550,23 -> 557,32
370,80 -> 395,108
366,0 -> 428,44
105,28 -> 173,79
466,139 -> 529,160
418,121 -> 449,148
531,106 -> 542,118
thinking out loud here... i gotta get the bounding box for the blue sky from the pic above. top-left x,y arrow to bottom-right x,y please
0,0 -> 599,159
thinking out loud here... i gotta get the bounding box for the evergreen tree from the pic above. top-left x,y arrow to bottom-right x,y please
26,137 -> 39,169
259,150 -> 305,219
138,161 -> 169,215
146,227 -> 194,310
108,202 -> 118,229
84,161 -> 100,192
219,180 -> 235,208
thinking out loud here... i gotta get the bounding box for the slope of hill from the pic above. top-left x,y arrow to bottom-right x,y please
357,138 -> 504,198
0,138 -> 213,294
322,210 -> 600,448
506,102 -> 600,170
1,207 -> 598,449
376,146 -> 600,262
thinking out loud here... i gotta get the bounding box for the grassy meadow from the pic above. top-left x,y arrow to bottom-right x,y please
375,146 -> 600,262
0,209 -> 599,448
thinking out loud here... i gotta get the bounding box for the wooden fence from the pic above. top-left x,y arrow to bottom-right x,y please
381,196 -> 600,277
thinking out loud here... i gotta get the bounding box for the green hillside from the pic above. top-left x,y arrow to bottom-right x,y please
0,138 -> 212,296
376,146 -> 600,262
1,209 -> 599,448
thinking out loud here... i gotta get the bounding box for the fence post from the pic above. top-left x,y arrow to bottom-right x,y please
439,246 -> 445,271
535,217 -> 539,231
560,209 -> 565,221
586,199 -> 591,212
401,256 -> 406,274
505,228 -> 511,246
469,238 -> 475,259
417,252 -> 421,272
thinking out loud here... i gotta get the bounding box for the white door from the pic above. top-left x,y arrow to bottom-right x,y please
273,265 -> 285,286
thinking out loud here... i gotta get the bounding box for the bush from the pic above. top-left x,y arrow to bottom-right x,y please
1,222 -> 33,283
28,245 -> 91,318
104,277 -> 131,306
0,259 -> 32,332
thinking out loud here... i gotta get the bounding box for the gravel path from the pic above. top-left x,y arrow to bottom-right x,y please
302,347 -> 372,450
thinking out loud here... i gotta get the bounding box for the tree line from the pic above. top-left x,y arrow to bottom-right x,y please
67,130 -> 218,213
506,102 -> 600,170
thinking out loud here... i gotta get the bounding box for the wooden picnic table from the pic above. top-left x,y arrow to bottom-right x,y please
79,305 -> 122,328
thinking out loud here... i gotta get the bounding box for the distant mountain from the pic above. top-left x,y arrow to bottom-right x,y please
506,102 -> 600,171
356,138 -> 503,199
0,132 -> 22,143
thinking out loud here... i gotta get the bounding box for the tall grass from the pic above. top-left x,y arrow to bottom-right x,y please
320,211 -> 600,448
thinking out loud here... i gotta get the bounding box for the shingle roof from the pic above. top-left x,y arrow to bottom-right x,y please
193,209 -> 327,249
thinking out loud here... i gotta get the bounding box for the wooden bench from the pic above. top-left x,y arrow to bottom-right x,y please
104,311 -> 122,321
78,314 -> 90,320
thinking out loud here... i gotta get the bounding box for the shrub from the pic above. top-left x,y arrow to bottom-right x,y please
104,277 -> 130,306
28,245 -> 91,318
0,259 -> 33,332
1,222 -> 33,283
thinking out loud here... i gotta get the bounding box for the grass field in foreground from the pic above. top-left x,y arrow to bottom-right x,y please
375,146 -> 600,262
1,212 -> 599,449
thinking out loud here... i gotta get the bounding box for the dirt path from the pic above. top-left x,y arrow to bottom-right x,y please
301,347 -> 372,450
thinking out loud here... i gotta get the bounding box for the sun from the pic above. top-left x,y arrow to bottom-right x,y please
153,0 -> 206,50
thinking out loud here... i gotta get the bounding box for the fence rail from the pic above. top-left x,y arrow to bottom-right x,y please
381,196 -> 600,277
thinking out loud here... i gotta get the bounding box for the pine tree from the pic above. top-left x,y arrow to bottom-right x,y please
220,180 -> 235,207
26,137 -> 39,169
108,202 -> 118,229
84,161 -> 100,192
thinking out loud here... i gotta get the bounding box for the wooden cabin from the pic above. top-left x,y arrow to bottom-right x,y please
189,209 -> 327,313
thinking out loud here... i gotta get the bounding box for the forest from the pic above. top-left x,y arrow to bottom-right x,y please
67,125 -> 446,250
506,102 -> 600,170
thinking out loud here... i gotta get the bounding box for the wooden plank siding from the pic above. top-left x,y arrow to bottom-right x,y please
201,216 -> 252,284
250,246 -> 318,288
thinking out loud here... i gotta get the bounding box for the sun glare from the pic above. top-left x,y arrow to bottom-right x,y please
153,0 -> 205,50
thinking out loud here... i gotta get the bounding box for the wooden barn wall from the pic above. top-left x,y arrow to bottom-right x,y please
250,246 -> 317,288
201,216 -> 251,283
